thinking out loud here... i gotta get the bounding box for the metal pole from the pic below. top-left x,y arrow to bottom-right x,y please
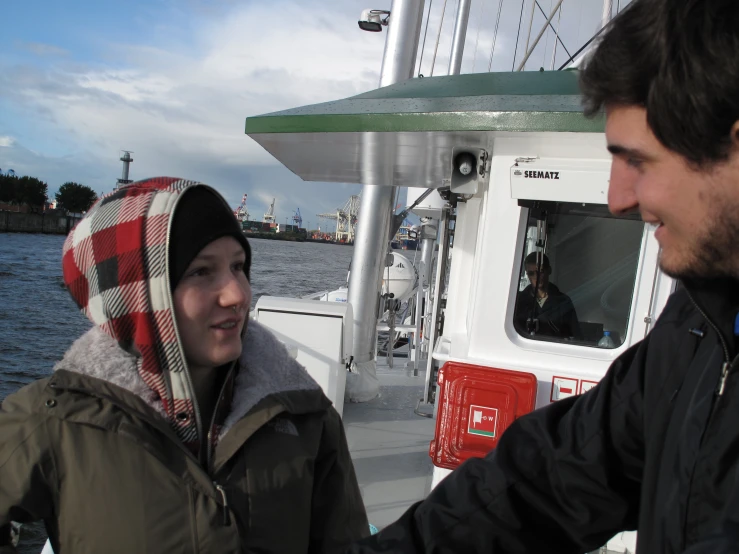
521,0 -> 537,70
410,0 -> 469,378
423,207 -> 449,404
346,0 -> 425,403
447,0 -> 472,74
601,0 -> 613,29
413,222 -> 437,374
516,0 -> 564,71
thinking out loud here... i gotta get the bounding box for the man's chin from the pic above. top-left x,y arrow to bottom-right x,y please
658,255 -> 729,281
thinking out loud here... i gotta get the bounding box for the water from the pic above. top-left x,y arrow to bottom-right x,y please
0,232 -> 353,552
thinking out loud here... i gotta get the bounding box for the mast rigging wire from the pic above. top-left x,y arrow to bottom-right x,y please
417,0 -> 435,76
487,0 -> 505,71
522,0 -> 538,71
511,0 -> 527,71
542,0 -> 553,69
534,0 -> 572,60
549,0 -> 563,69
516,0 -> 565,71
430,0 -> 451,76
471,0 -> 491,72
556,12 -> 614,69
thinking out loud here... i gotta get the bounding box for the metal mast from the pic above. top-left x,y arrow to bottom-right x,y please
447,0 -> 472,74
346,0 -> 425,402
418,0 -> 471,394
601,0 -> 614,29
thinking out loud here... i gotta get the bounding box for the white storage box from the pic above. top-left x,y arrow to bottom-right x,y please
254,296 -> 353,417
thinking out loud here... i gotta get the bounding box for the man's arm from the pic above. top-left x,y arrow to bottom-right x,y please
346,340 -> 648,553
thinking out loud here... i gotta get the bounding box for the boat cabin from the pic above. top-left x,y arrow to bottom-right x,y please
245,70 -> 673,552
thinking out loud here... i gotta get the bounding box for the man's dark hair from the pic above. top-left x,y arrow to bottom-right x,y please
524,252 -> 550,269
580,0 -> 739,167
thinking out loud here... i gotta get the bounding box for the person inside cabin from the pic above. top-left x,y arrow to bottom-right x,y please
345,0 -> 739,552
513,252 -> 582,340
0,178 -> 369,553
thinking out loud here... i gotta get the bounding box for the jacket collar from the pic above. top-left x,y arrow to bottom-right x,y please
683,277 -> 739,357
52,319 -> 329,439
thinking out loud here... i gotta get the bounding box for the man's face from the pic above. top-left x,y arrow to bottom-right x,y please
525,264 -> 550,290
606,105 -> 739,280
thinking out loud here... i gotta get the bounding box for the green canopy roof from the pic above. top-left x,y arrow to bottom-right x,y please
245,70 -> 604,187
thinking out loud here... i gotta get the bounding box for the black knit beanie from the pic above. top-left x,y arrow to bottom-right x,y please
169,186 -> 251,290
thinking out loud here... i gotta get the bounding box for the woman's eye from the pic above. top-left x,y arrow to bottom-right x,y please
232,262 -> 245,272
188,267 -> 210,277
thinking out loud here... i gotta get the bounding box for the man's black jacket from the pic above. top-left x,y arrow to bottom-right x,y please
347,280 -> 739,553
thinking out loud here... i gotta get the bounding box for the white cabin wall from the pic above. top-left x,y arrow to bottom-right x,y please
436,132 -> 676,410
444,195 -> 484,358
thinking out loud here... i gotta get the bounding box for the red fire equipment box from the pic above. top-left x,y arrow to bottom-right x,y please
429,362 -> 538,470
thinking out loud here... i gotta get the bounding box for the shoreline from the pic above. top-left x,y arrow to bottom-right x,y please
245,232 -> 353,246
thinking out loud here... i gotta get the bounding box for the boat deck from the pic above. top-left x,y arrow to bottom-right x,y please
343,363 -> 435,529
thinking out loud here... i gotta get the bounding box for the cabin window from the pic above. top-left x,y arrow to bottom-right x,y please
513,202 -> 644,349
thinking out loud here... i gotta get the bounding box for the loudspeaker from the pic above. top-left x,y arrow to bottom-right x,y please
450,147 -> 488,195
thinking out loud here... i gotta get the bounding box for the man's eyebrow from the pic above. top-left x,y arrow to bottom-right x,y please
607,144 -> 650,159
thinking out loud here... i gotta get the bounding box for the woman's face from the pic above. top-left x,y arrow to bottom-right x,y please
173,236 -> 251,372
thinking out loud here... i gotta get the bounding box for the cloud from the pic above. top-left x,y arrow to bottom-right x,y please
0,0 -> 614,221
0,136 -> 15,147
17,42 -> 70,57
0,0 -> 384,221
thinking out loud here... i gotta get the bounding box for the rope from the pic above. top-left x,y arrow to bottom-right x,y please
417,0 -> 435,76
430,0 -> 451,76
511,0 -> 527,71
472,0 -> 490,72
487,0 -> 505,71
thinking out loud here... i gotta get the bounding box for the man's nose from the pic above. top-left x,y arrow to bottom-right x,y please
608,163 -> 639,216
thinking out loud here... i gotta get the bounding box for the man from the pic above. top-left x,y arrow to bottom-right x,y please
347,0 -> 739,552
514,252 -> 581,341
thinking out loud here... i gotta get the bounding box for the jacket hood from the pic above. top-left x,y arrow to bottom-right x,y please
53,320 -> 327,439
61,177 -> 238,449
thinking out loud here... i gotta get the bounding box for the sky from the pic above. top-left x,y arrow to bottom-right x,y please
0,0 -> 619,229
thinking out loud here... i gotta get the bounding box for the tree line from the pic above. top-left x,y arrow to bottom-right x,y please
0,173 -> 98,214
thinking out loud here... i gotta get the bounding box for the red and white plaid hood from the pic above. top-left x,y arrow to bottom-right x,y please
62,177 -> 223,453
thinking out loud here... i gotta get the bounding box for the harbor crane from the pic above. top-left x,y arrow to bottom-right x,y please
316,194 -> 360,242
263,198 -> 276,224
292,207 -> 303,228
234,194 -> 250,222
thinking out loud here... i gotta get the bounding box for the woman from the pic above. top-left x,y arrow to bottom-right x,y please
0,177 -> 368,553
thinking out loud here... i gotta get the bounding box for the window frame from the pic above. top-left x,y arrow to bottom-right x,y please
505,202 -> 656,359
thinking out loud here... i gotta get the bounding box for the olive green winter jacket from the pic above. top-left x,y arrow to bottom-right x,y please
0,321 -> 369,553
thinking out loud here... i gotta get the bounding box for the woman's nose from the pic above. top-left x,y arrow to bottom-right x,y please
220,273 -> 248,307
